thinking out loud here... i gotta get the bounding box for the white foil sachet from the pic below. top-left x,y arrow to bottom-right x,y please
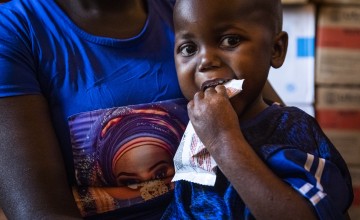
172,79 -> 244,186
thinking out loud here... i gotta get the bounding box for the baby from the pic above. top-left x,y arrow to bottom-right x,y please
162,0 -> 353,219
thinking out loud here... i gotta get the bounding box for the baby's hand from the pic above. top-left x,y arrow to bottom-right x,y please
187,85 -> 241,152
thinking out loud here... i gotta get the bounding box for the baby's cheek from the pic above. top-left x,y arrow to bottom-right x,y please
180,85 -> 198,101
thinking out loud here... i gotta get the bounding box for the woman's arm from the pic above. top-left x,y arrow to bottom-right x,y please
262,80 -> 284,105
0,95 -> 81,219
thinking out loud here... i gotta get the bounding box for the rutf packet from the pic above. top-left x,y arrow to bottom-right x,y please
172,79 -> 244,186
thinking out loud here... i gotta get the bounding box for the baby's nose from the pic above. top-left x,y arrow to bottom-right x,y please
198,48 -> 221,72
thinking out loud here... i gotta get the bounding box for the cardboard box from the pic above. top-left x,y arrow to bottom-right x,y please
316,86 -> 360,130
316,5 -> 360,85
282,0 -> 309,4
269,4 -> 315,104
323,129 -> 360,165
317,109 -> 360,130
0,208 -> 6,220
313,0 -> 360,4
316,86 -> 360,165
316,86 -> 360,110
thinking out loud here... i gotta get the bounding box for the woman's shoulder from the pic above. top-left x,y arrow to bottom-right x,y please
0,0 -> 35,19
0,0 -> 57,34
0,0 -> 33,47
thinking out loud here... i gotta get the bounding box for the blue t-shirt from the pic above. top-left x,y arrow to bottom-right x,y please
0,0 -> 183,181
163,104 -> 354,220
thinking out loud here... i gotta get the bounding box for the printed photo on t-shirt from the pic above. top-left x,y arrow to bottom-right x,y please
68,98 -> 188,217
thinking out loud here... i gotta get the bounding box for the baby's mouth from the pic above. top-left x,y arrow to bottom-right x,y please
201,79 -> 231,91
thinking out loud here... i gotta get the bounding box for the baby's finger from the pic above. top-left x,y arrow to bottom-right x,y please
187,99 -> 194,111
214,85 -> 228,97
192,90 -> 204,102
203,86 -> 217,96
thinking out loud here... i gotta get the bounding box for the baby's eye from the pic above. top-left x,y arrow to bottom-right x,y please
179,44 -> 197,57
220,36 -> 241,48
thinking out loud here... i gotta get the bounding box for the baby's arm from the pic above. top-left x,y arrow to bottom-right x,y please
188,86 -> 317,220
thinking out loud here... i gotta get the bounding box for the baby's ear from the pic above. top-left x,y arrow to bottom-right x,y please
271,31 -> 288,69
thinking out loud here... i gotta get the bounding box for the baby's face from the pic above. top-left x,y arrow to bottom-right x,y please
174,0 -> 285,111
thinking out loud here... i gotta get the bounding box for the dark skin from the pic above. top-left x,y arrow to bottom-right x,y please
55,0 -> 147,39
0,96 -> 81,219
0,0 -> 282,218
174,0 -> 317,219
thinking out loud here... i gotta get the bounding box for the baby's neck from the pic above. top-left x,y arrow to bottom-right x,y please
239,96 -> 269,121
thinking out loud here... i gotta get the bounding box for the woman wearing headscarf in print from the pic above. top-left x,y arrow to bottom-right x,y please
72,105 -> 186,216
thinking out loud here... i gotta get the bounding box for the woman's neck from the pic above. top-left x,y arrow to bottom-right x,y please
55,0 -> 148,38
